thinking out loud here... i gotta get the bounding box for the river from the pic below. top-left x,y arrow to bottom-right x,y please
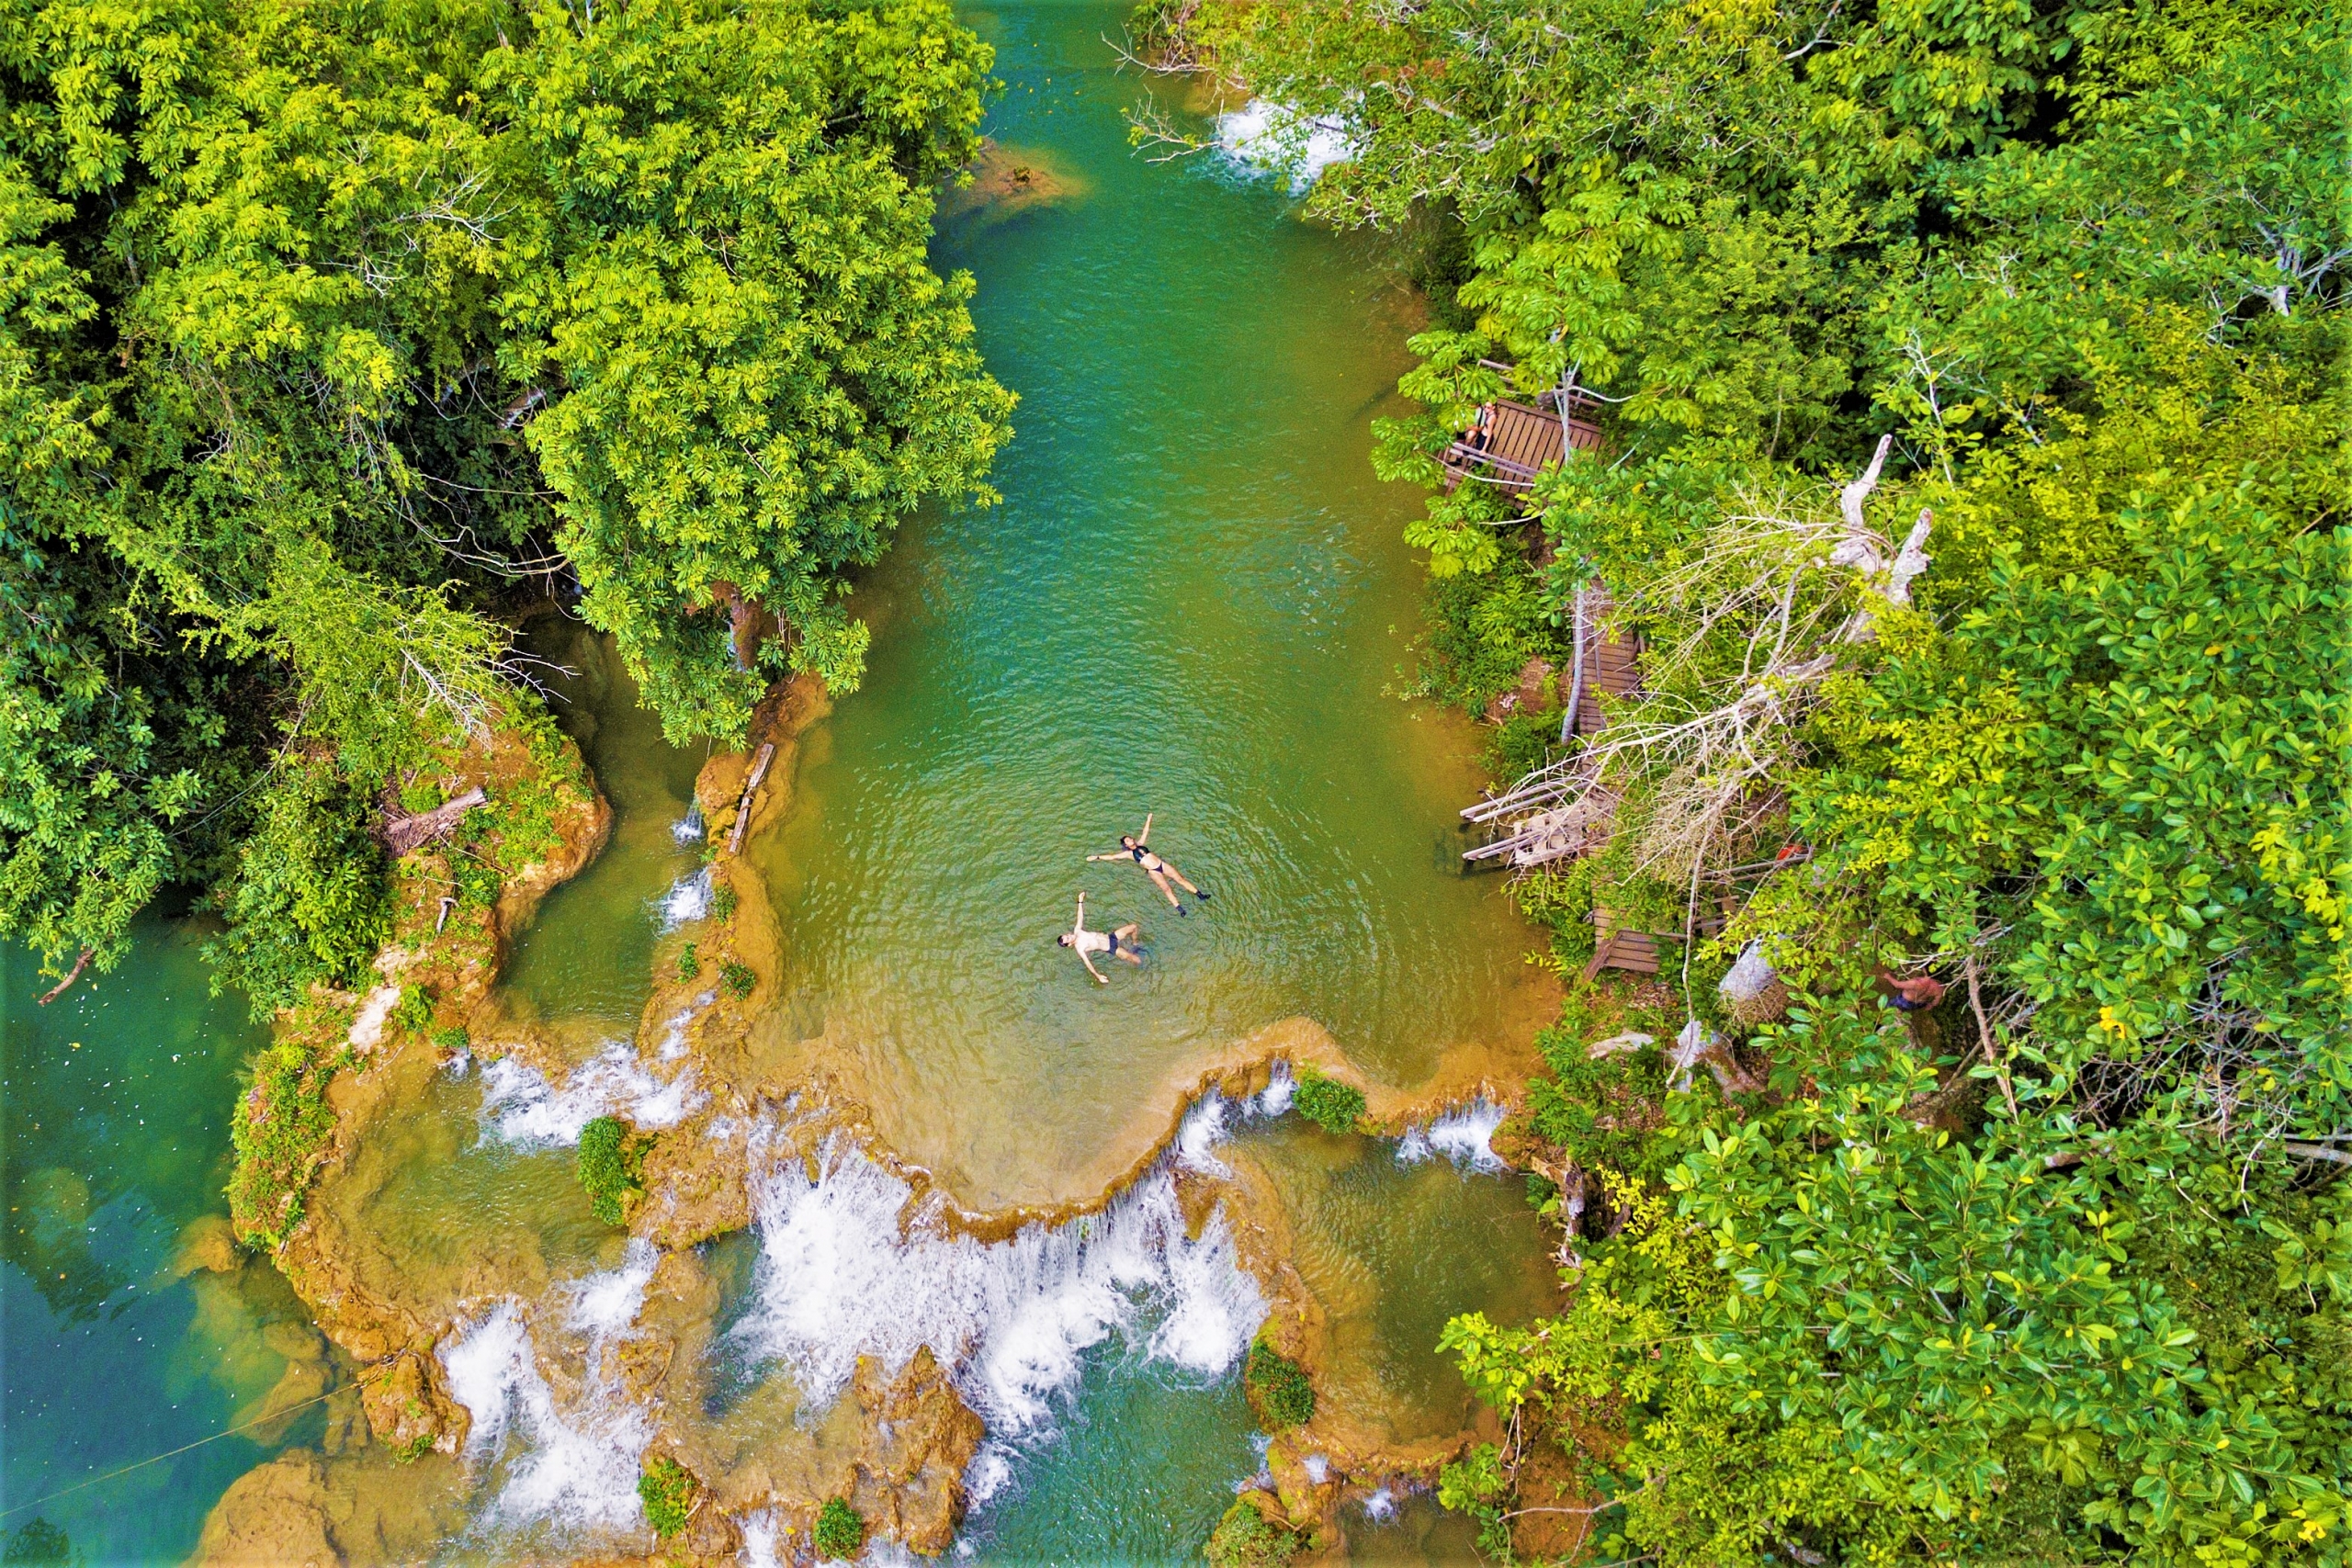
0,3 -> 1557,1560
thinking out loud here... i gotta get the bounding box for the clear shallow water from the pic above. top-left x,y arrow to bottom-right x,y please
0,921 -> 315,1562
751,0 -> 1548,1212
0,7 -> 1560,1558
504,620 -> 709,1039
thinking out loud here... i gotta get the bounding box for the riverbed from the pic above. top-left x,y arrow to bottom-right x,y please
0,3 -> 1560,1560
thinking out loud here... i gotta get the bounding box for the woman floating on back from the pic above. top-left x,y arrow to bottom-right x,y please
1089,813 -> 1210,915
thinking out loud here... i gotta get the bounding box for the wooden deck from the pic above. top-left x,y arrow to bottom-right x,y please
1565,594 -> 1642,738
1582,905 -> 1725,982
1442,397 -> 1605,501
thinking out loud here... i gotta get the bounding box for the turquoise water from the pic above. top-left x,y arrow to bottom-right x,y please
0,922 -> 311,1562
750,0 -> 1546,1213
0,5 -> 1557,1558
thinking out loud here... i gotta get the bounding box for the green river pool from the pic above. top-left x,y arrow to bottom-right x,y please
0,3 -> 1561,1560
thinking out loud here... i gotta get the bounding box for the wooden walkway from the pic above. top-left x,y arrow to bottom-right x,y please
1461,593 -> 1644,866
1581,906 -> 1724,983
1441,396 -> 1604,502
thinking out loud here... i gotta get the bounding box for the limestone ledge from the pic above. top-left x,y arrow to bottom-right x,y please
201,671 -> 1556,1563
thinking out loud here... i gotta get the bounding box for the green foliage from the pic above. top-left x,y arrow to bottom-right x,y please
1806,501 -> 2349,1064
0,0 -> 1012,990
1245,1339 -> 1316,1429
431,1025 -> 469,1054
1512,860 -> 1597,967
675,942 -> 701,983
576,1115 -> 644,1227
710,884 -> 739,921
719,960 -> 756,999
1187,0 -> 2350,1557
1525,1015 -> 1666,1180
638,1457 -> 696,1539
1204,1499 -> 1300,1568
205,762 -> 391,1020
390,986 -> 435,1039
227,1017 -> 345,1247
813,1496 -> 865,1560
1290,1069 -> 1364,1136
1435,1444 -> 1511,1558
1409,566 -> 1563,713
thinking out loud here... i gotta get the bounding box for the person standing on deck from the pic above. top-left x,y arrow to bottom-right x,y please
1057,891 -> 1141,984
1089,814 -> 1211,915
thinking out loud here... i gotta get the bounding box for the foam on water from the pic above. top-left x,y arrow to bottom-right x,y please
673,802 -> 705,845
1396,1099 -> 1508,1173
1256,1063 -> 1296,1118
569,1238 -> 659,1337
731,1134 -> 1265,1435
478,1041 -> 706,1146
1213,99 -> 1359,193
739,1509 -> 782,1568
658,865 -> 713,930
965,1446 -> 1016,1506
1174,1095 -> 1234,1178
1361,1486 -> 1397,1523
441,1251 -> 655,1540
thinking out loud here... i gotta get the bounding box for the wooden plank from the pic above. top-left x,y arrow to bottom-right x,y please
725,741 -> 777,855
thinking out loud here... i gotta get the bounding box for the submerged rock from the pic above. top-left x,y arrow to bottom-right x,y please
936,141 -> 1091,229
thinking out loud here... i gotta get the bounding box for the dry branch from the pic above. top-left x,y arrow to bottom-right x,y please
385,786 -> 488,855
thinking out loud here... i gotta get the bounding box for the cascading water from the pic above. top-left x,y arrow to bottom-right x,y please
440,1242 -> 662,1541
1395,1100 -> 1510,1173
730,1133 -> 1266,1434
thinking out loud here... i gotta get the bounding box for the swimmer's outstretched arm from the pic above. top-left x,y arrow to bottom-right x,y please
1136,813 -> 1153,844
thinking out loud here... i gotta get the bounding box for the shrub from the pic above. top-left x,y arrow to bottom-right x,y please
1291,1070 -> 1364,1135
1245,1339 -> 1316,1429
814,1496 -> 865,1560
577,1115 -> 643,1226
1205,1498 -> 1300,1567
431,1025 -> 469,1054
710,885 -> 739,920
639,1456 -> 695,1538
206,761 -> 391,1019
390,984 -> 435,1037
675,942 -> 700,982
720,960 -> 755,998
227,1019 -> 344,1247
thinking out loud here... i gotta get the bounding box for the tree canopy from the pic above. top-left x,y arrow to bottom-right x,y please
1150,0 -> 2346,1557
1,0 -> 1010,987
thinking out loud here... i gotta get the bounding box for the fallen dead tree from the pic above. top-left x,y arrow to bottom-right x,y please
383,786 -> 488,856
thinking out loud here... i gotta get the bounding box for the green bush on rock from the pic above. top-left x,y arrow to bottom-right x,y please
1290,1069 -> 1364,1136
720,961 -> 756,999
577,1116 -> 645,1226
638,1456 -> 695,1539
814,1497 -> 865,1560
1205,1499 -> 1302,1567
1245,1339 -> 1316,1429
